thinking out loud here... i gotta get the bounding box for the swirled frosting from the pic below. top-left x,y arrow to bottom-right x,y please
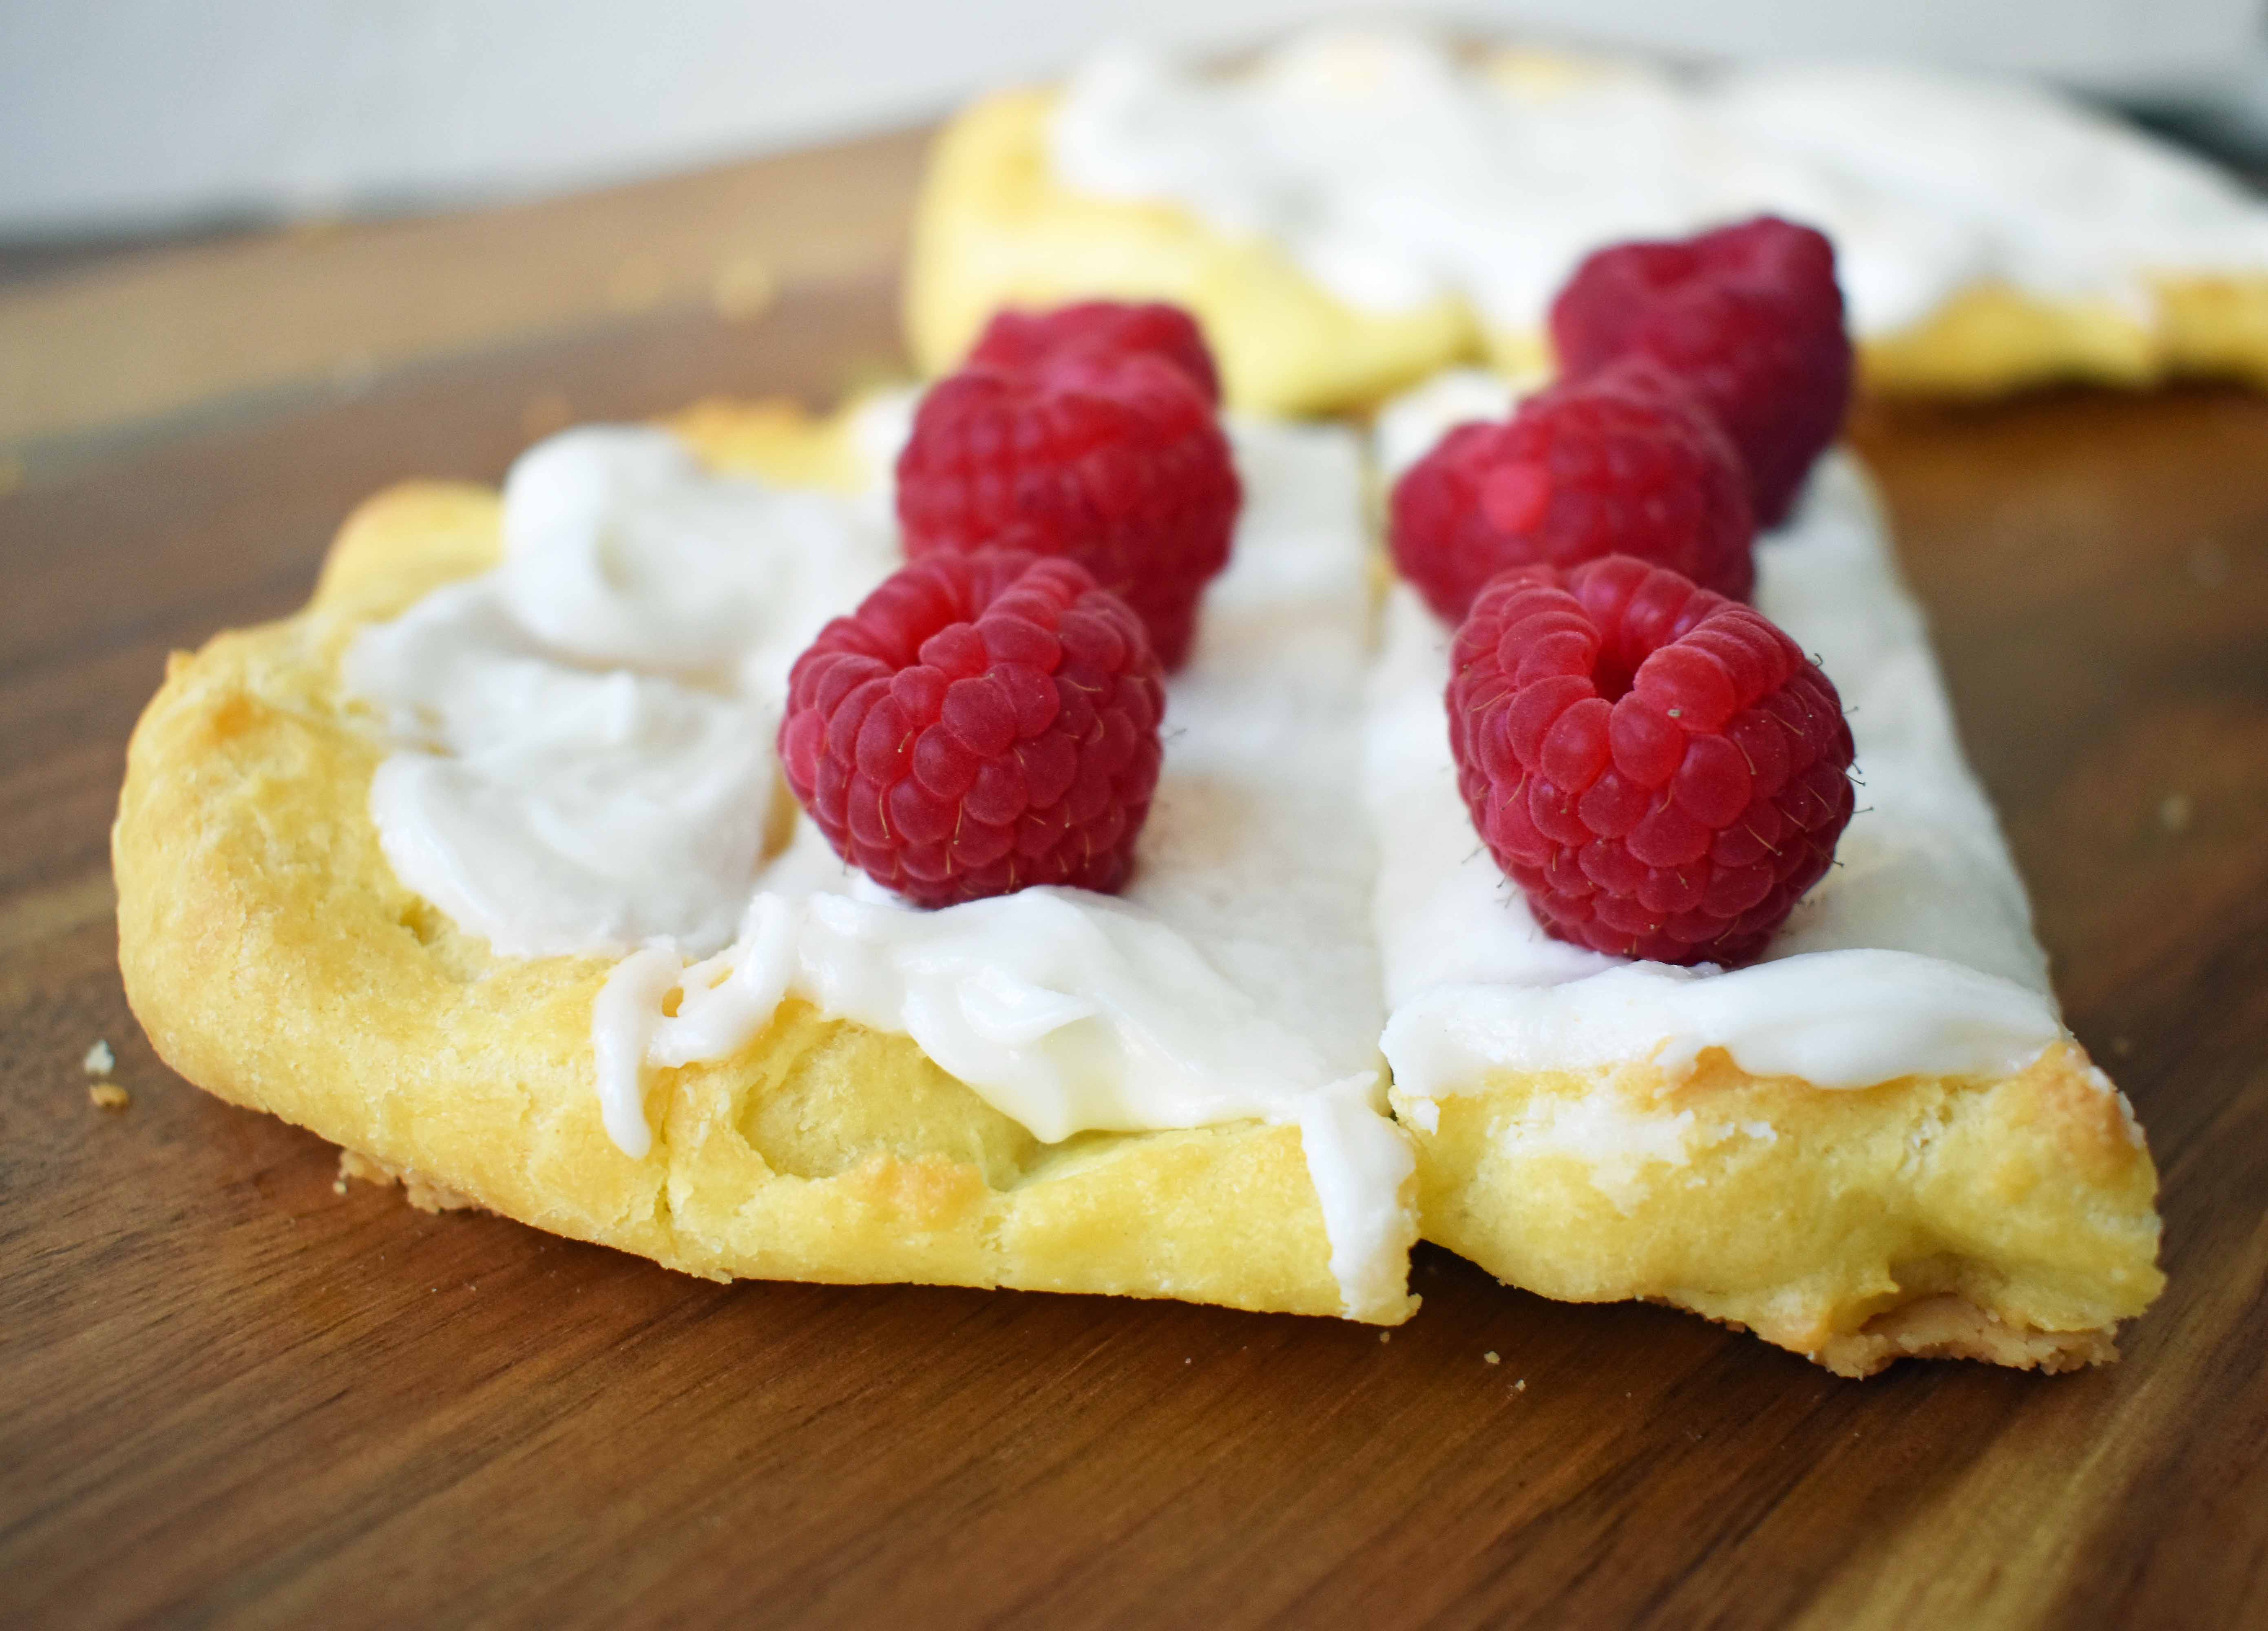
1052,28 -> 2268,339
344,404 -> 1414,1319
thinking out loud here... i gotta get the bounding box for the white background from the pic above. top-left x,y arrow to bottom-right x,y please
4,0 -> 2264,236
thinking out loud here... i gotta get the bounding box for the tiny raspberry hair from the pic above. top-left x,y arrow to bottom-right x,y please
1447,554 -> 1855,966
778,550 -> 1165,908
895,351 -> 1240,670
968,300 -> 1222,405
1550,215 -> 1852,528
1390,357 -> 1755,624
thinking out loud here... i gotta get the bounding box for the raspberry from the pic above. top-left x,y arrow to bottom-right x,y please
779,550 -> 1165,908
1389,358 -> 1755,624
1446,555 -> 1855,967
895,352 -> 1240,670
968,300 -> 1222,406
1550,216 -> 1852,528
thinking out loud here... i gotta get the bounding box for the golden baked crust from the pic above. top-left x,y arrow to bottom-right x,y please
906,86 -> 2268,413
113,401 -> 1420,1324
1391,1042 -> 2162,1375
1860,278 -> 2268,397
905,88 -> 1477,417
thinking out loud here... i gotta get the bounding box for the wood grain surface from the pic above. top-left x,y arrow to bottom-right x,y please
4,133 -> 2268,1630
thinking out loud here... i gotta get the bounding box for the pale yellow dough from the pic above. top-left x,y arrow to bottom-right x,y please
1393,1043 -> 2162,1377
112,400 -> 1421,1325
905,86 -> 2268,415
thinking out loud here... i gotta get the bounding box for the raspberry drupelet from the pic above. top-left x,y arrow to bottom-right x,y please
1390,356 -> 1755,624
1550,215 -> 1852,529
1446,554 -> 1855,967
968,300 -> 1223,405
778,550 -> 1165,908
895,349 -> 1240,670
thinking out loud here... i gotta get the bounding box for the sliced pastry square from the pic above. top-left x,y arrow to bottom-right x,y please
907,27 -> 2268,413
1366,373 -> 2163,1375
115,392 -> 1421,1324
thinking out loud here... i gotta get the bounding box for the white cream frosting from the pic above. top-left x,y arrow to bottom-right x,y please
346,407 -> 1413,1320
1050,28 -> 2268,340
343,425 -> 903,958
1365,374 -> 2073,1135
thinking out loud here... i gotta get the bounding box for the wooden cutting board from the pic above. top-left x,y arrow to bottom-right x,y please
4,124 -> 2266,1631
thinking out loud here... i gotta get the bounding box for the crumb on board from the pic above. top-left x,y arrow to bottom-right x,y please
1516,1379 -> 1527,1392
1484,1350 -> 1501,1365
2159,791 -> 2193,833
710,253 -> 777,322
1379,1330 -> 1391,1344
89,1083 -> 129,1111
82,1039 -> 114,1076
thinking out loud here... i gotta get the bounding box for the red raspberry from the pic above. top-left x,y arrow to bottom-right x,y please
1389,357 -> 1754,624
1550,216 -> 1852,528
1446,555 -> 1855,967
778,550 -> 1165,908
895,353 -> 1240,670
968,300 -> 1222,405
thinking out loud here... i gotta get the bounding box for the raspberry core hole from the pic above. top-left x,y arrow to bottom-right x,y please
1592,654 -> 1638,703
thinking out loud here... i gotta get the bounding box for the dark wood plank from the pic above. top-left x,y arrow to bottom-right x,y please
3,268 -> 2266,1629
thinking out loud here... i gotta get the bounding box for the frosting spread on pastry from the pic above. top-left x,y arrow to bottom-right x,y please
1052,29 -> 2268,341
344,402 -> 1415,1320
343,427 -> 901,957
1366,374 -> 2083,1127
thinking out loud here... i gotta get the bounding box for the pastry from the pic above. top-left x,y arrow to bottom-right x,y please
1366,369 -> 2164,1375
906,29 -> 2268,414
113,385 -> 1422,1324
118,197 -> 2168,1373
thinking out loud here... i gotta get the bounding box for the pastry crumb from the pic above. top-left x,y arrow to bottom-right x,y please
1379,1330 -> 1391,1343
711,253 -> 776,322
336,1147 -> 476,1212
1515,1379 -> 1527,1392
89,1083 -> 129,1110
2159,791 -> 2193,833
82,1039 -> 115,1076
1483,1350 -> 1501,1365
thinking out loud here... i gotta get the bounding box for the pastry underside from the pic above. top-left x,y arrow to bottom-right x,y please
1391,1044 -> 2162,1377
905,87 -> 2268,416
113,402 -> 1414,1325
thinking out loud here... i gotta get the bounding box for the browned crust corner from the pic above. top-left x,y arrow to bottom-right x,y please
1806,1295 -> 2119,1380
